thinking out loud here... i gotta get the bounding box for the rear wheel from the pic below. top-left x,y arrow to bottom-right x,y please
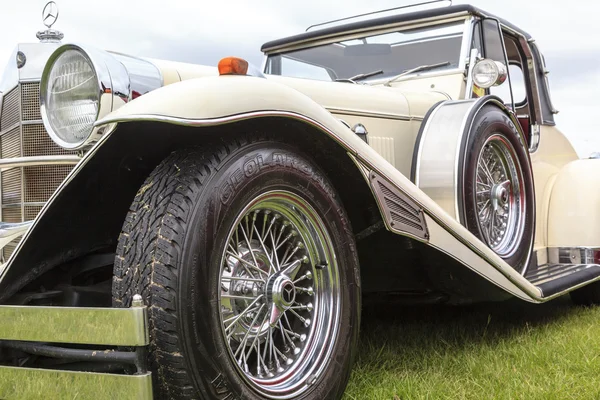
112,135 -> 360,399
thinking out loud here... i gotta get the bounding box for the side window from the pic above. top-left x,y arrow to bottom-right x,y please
480,19 -> 513,106
491,64 -> 526,105
482,20 -> 506,64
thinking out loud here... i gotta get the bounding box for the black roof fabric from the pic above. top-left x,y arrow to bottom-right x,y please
261,4 -> 531,52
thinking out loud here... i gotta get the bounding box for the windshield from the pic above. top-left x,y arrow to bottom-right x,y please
265,21 -> 465,82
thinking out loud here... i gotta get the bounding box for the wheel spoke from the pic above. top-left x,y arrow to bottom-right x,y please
269,229 -> 281,271
225,251 -> 268,278
234,303 -> 265,359
238,222 -> 262,276
252,224 -> 276,274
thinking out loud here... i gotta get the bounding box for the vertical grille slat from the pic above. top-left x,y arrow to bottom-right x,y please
0,82 -> 77,262
2,168 -> 22,205
1,127 -> 21,159
0,87 -> 20,130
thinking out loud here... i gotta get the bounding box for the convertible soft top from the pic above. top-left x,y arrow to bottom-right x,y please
261,4 -> 532,52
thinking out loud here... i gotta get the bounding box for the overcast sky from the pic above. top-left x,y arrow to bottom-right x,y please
1,0 -> 599,156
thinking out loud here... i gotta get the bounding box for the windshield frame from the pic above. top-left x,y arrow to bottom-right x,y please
262,16 -> 474,84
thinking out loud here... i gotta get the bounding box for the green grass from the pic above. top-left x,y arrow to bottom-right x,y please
343,296 -> 600,400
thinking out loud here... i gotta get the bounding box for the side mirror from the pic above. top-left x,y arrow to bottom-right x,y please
472,59 -> 508,89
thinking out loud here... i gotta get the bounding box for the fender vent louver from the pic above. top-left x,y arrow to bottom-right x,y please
370,172 -> 428,240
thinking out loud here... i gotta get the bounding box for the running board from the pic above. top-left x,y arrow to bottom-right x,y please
526,263 -> 600,297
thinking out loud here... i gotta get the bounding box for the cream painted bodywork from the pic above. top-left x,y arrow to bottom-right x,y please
138,59 -> 449,175
266,75 -> 447,174
376,71 -> 466,101
547,159 -> 600,248
94,75 -> 554,302
529,125 -> 579,257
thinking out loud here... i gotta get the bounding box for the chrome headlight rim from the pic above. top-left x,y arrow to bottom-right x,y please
40,43 -> 130,150
472,58 -> 508,90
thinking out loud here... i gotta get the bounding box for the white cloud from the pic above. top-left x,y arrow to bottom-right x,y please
2,0 -> 599,155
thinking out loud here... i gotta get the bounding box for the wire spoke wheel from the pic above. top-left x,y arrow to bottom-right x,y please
475,134 -> 526,258
218,190 -> 340,398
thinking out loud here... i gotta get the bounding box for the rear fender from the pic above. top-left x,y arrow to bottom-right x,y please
0,77 -> 544,302
547,159 -> 600,250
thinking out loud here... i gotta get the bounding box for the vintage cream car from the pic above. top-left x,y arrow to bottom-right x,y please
0,2 -> 598,399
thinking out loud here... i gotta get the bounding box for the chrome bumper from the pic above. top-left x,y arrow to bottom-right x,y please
0,302 -> 152,399
0,155 -> 81,170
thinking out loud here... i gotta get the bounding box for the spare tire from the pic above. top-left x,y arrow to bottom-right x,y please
458,104 -> 535,273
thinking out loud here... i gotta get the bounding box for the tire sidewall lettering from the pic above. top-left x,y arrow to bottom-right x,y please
219,150 -> 335,206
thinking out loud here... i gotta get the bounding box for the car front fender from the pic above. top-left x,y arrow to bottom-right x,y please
0,77 -> 548,303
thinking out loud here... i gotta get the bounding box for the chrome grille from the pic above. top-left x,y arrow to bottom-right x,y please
23,124 -> 73,156
24,165 -> 72,202
24,205 -> 44,222
0,87 -> 20,130
21,83 -> 41,121
0,82 -> 78,261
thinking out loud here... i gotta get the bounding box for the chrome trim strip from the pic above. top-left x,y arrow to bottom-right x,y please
0,367 -> 152,399
458,17 -> 475,71
325,107 -> 413,121
21,119 -> 43,125
2,202 -> 46,208
0,304 -> 149,346
464,48 -> 479,100
0,155 -> 81,170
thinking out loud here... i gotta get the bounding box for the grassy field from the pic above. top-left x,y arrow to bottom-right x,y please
343,296 -> 600,400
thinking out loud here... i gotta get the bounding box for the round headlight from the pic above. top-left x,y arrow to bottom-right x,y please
472,59 -> 507,89
42,49 -> 99,148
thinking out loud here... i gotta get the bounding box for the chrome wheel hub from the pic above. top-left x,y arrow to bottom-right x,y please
218,191 -> 340,398
475,134 -> 525,257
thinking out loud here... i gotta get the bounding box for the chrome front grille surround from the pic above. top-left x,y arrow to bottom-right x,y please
0,82 -> 77,261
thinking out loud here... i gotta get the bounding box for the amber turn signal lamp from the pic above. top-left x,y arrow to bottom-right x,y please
218,57 -> 249,75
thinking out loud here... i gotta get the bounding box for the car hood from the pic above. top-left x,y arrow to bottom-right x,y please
265,74 -> 449,121
145,58 -> 447,120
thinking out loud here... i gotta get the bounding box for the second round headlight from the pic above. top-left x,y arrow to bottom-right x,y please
472,59 -> 508,89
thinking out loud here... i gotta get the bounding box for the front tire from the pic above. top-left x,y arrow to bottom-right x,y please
112,135 -> 361,399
